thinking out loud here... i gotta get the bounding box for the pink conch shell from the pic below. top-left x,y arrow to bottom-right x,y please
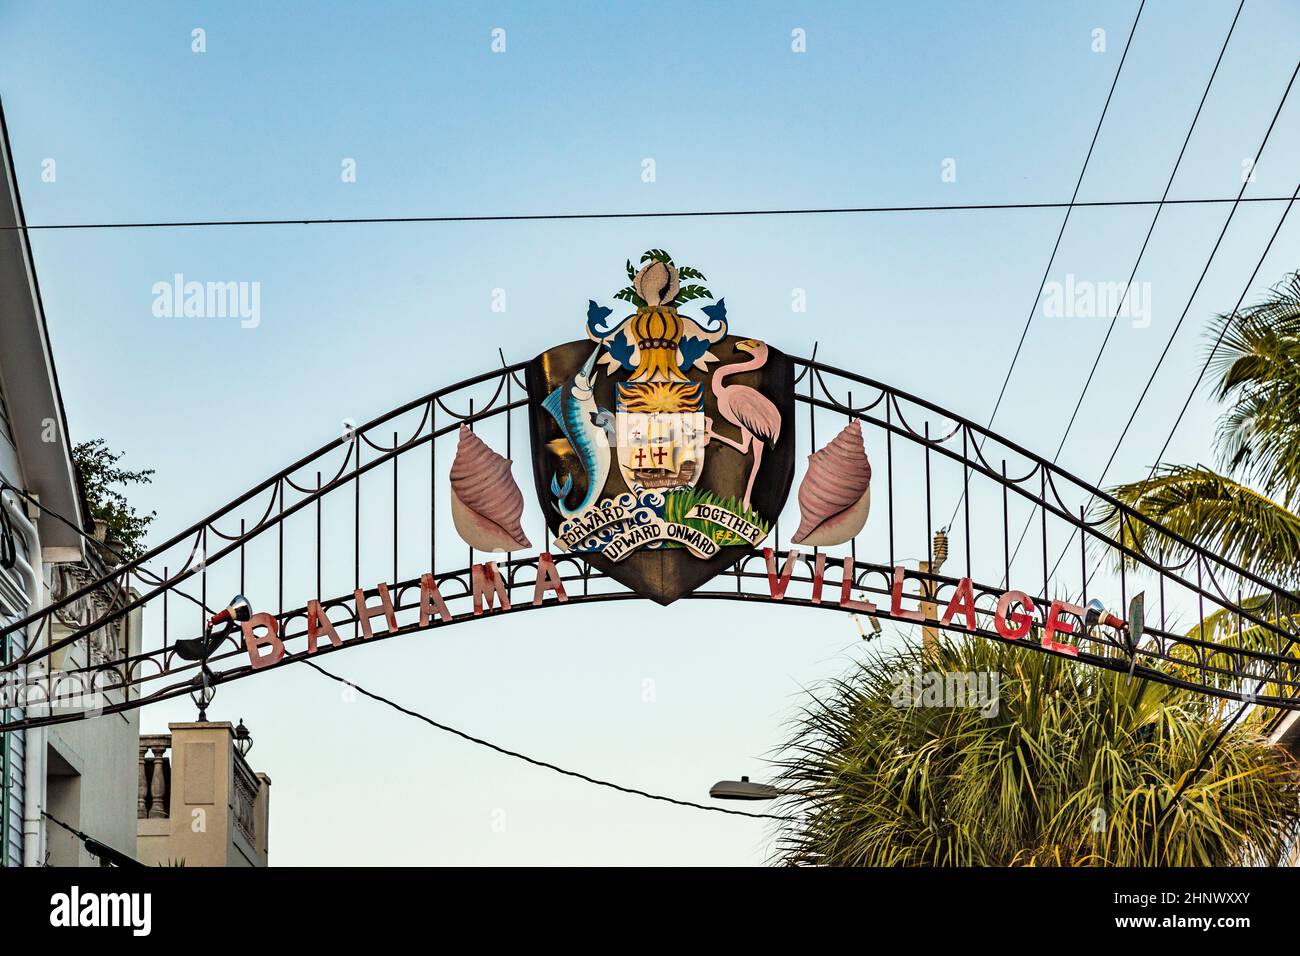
792,420 -> 872,547
450,425 -> 531,552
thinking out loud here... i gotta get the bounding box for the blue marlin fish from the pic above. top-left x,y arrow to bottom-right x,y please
543,347 -> 612,518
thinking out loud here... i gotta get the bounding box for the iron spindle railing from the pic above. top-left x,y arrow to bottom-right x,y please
2,353 -> 1298,734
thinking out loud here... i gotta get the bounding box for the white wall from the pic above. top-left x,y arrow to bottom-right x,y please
46,710 -> 141,866
0,428 -> 30,866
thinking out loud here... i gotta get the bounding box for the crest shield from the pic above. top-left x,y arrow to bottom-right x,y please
524,253 -> 795,604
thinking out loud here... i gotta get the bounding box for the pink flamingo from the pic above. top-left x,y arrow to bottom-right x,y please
709,339 -> 782,510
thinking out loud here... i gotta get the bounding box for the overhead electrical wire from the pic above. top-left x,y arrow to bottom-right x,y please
2,486 -> 790,824
1120,175 -> 1300,831
901,16 -> 1296,828
1041,56 -> 1300,589
1145,187 -> 1300,478
1002,0 -> 1244,579
1078,173 -> 1300,592
302,659 -> 791,822
0,197 -> 1297,234
1048,56 -> 1300,828
946,0 -> 1146,533
42,809 -> 144,868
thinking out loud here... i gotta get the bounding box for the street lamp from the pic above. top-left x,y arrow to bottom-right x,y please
210,594 -> 252,629
189,667 -> 216,721
234,718 -> 253,758
1084,592 -> 1145,658
709,776 -> 782,801
174,593 -> 253,661
179,593 -> 254,720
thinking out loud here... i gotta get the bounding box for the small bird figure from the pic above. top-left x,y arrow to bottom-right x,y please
700,298 -> 728,329
586,300 -> 615,335
709,339 -> 782,511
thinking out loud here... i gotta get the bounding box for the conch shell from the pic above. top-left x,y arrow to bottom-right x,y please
633,260 -> 680,307
450,425 -> 531,552
792,420 -> 872,547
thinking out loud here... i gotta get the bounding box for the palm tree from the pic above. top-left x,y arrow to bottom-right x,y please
773,636 -> 1300,866
1102,271 -> 1300,685
1104,272 -> 1300,581
773,274 -> 1300,866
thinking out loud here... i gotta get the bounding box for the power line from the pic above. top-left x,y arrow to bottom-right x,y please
973,58 -> 1300,834
0,480 -> 211,621
1035,56 -> 1300,589
42,809 -> 144,867
1072,187 -> 1298,592
1146,191 -> 1300,478
947,0 -> 1146,532
1040,136 -> 1300,838
1002,0 -> 1245,579
1048,0 -> 1245,472
1,196 -> 1297,234
302,659 -> 791,822
1101,179 -> 1300,832
3,487 -> 784,824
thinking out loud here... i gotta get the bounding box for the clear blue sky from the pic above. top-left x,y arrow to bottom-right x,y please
2,0 -> 1298,864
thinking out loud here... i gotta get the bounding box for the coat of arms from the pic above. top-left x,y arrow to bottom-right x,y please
525,251 -> 796,603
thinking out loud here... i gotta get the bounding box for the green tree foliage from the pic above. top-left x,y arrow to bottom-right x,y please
72,439 -> 155,561
774,637 -> 1300,866
1099,270 -> 1300,687
776,272 -> 1300,866
1102,272 -> 1300,583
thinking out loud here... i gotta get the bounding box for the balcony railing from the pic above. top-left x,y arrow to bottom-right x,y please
138,734 -> 171,819
232,751 -> 259,844
140,730 -> 259,844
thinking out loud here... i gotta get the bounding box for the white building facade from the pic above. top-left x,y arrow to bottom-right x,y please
1,101 -> 141,866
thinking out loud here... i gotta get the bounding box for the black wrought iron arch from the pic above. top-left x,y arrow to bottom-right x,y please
3,353 -> 1298,733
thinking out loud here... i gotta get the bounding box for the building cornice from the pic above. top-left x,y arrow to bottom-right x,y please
0,97 -> 84,556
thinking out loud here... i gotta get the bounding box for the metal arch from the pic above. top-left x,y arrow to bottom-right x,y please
796,358 -> 1298,643
0,395 -> 532,666
2,353 -> 1298,732
0,361 -> 529,651
5,550 -> 1299,733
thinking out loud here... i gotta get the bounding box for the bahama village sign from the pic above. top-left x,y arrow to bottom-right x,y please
232,251 -> 1129,670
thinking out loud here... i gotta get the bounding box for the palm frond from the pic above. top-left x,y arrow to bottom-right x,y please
613,286 -> 646,307
1205,271 -> 1300,502
673,284 -> 713,304
772,635 -> 1300,866
1185,592 -> 1300,703
1208,271 -> 1300,398
1099,465 -> 1300,588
